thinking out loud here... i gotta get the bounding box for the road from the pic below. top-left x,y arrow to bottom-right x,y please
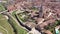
0,9 -> 29,31
0,10 -> 8,14
0,10 -> 22,26
4,12 -> 29,31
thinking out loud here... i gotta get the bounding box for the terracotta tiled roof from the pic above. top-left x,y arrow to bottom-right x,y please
7,0 -> 60,30
7,5 -> 16,11
55,25 -> 60,29
25,22 -> 36,28
42,30 -> 52,34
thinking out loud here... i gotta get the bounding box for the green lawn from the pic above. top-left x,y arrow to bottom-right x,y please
0,27 -> 7,34
11,10 -> 27,34
0,3 -> 5,11
8,16 -> 27,34
12,10 -> 27,22
17,14 -> 27,22
12,11 -> 16,19
0,14 -> 15,34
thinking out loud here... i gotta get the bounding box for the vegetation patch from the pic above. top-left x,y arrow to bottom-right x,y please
0,3 -> 5,11
8,17 -> 27,34
0,14 -> 15,34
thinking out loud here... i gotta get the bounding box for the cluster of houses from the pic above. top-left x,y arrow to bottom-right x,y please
6,0 -> 60,34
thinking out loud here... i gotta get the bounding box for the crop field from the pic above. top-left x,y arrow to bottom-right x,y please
0,14 -> 15,34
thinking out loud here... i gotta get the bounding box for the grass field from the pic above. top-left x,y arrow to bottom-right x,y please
0,14 -> 15,34
11,10 -> 27,34
0,3 -> 5,11
12,10 -> 27,22
12,10 -> 17,18
0,27 -> 7,34
8,16 -> 27,34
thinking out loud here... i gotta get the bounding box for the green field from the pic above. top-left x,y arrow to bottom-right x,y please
0,14 -> 15,34
9,18 -> 27,34
0,11 -> 27,34
0,27 -> 7,34
12,10 -> 27,22
0,3 -> 5,11
8,16 -> 27,34
11,10 -> 27,34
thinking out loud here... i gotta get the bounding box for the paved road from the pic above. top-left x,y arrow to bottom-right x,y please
0,10 -> 8,14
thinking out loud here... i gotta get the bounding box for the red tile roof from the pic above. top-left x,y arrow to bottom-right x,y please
42,30 -> 52,34
7,5 -> 16,11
